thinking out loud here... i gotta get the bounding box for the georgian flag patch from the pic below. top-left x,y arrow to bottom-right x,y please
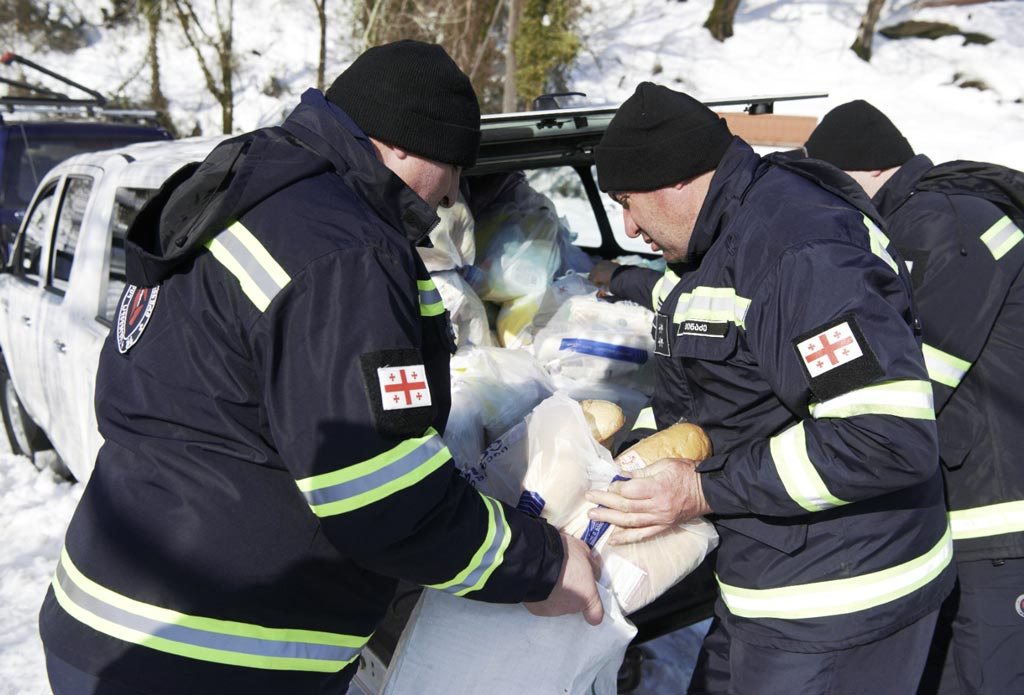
378,364 -> 432,410
360,349 -> 437,439
793,314 -> 883,402
116,284 -> 160,354
798,321 -> 863,378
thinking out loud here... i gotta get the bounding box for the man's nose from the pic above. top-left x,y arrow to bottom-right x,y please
623,210 -> 640,238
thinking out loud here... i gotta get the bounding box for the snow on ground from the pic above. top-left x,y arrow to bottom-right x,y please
1,0 -> 1022,692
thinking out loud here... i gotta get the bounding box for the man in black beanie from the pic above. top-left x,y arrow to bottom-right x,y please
586,83 -> 953,694
807,100 -> 1024,695
39,39 -> 602,695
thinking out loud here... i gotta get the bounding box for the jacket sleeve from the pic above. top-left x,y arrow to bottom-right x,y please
253,246 -> 562,603
894,197 -> 1024,413
608,265 -> 674,310
699,236 -> 940,518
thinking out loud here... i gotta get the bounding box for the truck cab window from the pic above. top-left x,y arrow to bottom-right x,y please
48,176 -> 93,294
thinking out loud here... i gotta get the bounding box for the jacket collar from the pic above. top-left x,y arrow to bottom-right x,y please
686,137 -> 759,262
280,89 -> 440,245
873,154 -> 934,217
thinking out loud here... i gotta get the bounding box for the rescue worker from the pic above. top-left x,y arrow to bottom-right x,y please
584,83 -> 954,694
804,100 -> 1024,695
38,40 -> 602,695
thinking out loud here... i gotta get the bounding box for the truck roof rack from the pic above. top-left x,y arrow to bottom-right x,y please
0,51 -> 161,125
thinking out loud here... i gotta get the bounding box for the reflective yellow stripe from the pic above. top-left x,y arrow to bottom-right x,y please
949,500 -> 1024,540
810,380 -> 935,420
672,286 -> 751,329
52,548 -> 367,672
205,221 -> 291,311
923,344 -> 971,389
770,421 -> 848,512
631,407 -> 657,431
418,278 -> 445,317
427,493 -> 512,596
863,215 -> 899,274
653,269 -> 681,310
980,215 -> 1023,260
296,429 -> 449,516
719,526 -> 953,619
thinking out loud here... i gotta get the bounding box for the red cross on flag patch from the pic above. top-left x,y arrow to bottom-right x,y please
799,321 -> 863,378
378,365 -> 432,410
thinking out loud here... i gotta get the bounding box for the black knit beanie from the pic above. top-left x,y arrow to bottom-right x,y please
804,100 -> 914,171
326,40 -> 481,168
595,82 -> 733,192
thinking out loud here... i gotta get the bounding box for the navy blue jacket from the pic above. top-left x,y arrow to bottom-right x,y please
875,154 -> 1024,562
39,90 -> 563,694
610,140 -> 953,651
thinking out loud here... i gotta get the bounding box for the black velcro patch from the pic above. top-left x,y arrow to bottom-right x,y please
678,319 -> 729,338
359,349 -> 437,440
792,313 -> 883,402
653,313 -> 672,356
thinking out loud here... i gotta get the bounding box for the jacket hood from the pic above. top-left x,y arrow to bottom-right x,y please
125,89 -> 440,286
872,154 -> 934,218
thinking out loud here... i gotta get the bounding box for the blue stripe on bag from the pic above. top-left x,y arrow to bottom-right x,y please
558,339 -> 648,364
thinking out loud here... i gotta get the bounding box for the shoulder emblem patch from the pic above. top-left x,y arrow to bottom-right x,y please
360,349 -> 437,439
798,320 -> 863,378
378,364 -> 432,410
793,314 -> 883,402
116,285 -> 160,354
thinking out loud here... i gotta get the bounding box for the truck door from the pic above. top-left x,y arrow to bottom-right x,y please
37,169 -> 105,479
1,177 -> 58,432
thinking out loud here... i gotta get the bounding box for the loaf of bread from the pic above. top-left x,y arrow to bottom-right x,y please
604,421 -> 717,614
579,399 -> 625,451
614,422 -> 711,471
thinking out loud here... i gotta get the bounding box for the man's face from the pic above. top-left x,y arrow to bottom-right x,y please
610,171 -> 712,263
397,154 -> 463,210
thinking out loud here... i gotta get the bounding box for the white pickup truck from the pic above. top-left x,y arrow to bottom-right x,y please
0,136 -> 226,481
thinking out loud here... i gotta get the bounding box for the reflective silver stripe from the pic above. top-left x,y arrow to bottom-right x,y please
296,429 -> 449,516
427,492 -> 511,596
923,344 -> 971,389
863,215 -> 899,274
632,407 -> 657,431
52,548 -> 366,672
719,525 -> 953,619
205,221 -> 291,311
949,500 -> 1024,540
810,380 -> 935,420
770,421 -> 848,512
653,269 -> 681,310
672,286 -> 751,328
980,215 -> 1023,260
418,278 -> 445,317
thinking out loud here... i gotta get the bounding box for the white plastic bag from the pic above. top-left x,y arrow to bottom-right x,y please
384,393 -> 635,695
532,293 -> 658,393
382,582 -> 633,695
449,347 -> 555,444
431,270 -> 494,348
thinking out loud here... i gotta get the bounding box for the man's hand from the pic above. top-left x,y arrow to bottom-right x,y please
584,457 -> 711,544
524,532 -> 604,626
588,260 -> 620,291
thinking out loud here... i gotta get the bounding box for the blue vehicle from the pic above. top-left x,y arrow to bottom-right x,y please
0,52 -> 171,259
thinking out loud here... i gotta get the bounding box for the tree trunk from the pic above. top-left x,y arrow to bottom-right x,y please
313,0 -> 327,91
851,0 -> 887,62
503,0 -> 520,113
143,0 -> 176,136
704,0 -> 742,42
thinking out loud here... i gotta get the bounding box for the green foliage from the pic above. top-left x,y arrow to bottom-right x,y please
513,0 -> 582,108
